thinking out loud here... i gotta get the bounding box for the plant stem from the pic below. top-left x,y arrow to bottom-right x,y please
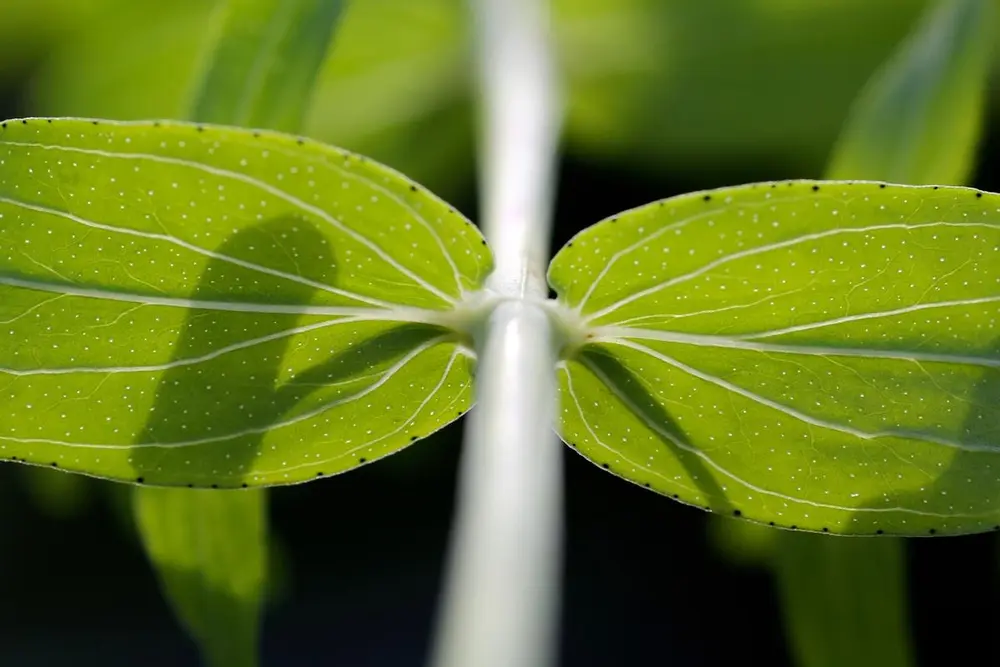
428,1 -> 563,666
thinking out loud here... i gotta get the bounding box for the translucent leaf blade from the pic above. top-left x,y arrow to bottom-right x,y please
0,118 -> 489,487
551,180 -> 1000,535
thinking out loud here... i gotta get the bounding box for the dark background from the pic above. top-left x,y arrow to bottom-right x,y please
2,2 -> 1000,666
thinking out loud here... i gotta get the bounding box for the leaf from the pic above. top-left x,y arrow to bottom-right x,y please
706,515 -> 775,567
773,535 -> 913,667
756,4 -> 993,665
551,180 -> 1000,536
20,466 -> 92,519
0,118 -> 490,487
134,487 -> 267,667
28,1 -> 952,189
134,5 -> 348,664
825,0 -> 995,186
190,0 -> 346,133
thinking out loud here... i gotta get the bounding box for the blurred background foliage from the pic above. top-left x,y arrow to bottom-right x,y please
1,0 -> 999,665
6,0 -> 983,192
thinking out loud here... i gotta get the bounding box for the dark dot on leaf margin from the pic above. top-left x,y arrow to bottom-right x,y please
732,509 -> 742,517
241,483 -> 249,489
928,528 -> 937,535
812,185 -> 820,192
211,484 -> 219,489
790,525 -> 798,530
976,192 -> 983,198
879,183 -> 886,189
410,436 -> 419,441
50,462 -> 58,468
187,483 -> 194,489
822,527 -> 829,533
136,477 -> 145,484
359,457 -> 367,464
703,195 -> 711,202
316,472 -> 325,478
876,529 -> 884,535
601,463 -> 610,470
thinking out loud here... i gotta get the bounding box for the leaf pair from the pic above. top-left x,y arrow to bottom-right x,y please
1,118 -> 998,536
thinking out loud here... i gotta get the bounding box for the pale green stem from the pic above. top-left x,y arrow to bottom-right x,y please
428,0 -> 564,666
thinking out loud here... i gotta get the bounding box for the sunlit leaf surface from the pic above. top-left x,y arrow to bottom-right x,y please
0,118 -> 490,487
551,180 -> 1000,535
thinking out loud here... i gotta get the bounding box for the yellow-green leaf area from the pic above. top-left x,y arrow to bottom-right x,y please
550,180 -> 1000,536
0,118 -> 489,487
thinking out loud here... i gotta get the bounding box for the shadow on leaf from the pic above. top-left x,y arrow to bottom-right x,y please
582,346 -> 734,514
129,217 -> 445,486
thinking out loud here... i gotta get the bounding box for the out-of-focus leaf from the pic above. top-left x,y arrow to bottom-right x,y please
134,487 -> 267,667
774,535 -> 913,667
706,516 -> 775,567
0,0 -> 119,78
27,0 -> 960,189
826,0 -> 995,185
20,467 -> 91,520
191,0 -> 346,133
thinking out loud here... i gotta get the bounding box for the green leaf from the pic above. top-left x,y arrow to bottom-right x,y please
551,180 -> 1000,536
190,0 -> 346,133
20,466 -> 92,519
0,118 -> 490,487
757,4 -> 993,665
773,535 -> 913,667
30,1 -> 954,191
826,0 -> 995,185
134,487 -> 267,667
706,515 -> 775,567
